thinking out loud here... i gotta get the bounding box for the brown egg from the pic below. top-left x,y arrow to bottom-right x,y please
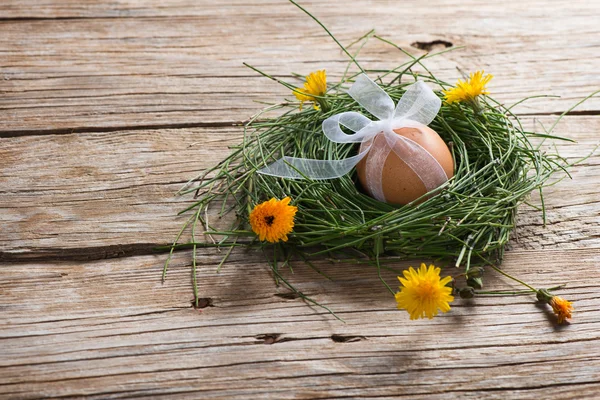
356,126 -> 454,205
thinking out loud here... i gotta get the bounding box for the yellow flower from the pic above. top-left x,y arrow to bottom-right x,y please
249,197 -> 297,243
443,70 -> 493,104
395,263 -> 454,320
550,296 -> 573,324
294,70 -> 327,110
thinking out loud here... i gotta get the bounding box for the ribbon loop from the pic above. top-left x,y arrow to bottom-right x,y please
393,80 -> 441,126
322,112 -> 375,144
348,74 -> 395,120
257,74 -> 449,202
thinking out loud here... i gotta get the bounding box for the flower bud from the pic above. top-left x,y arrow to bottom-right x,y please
467,277 -> 483,289
536,288 -> 553,303
466,267 -> 484,279
467,278 -> 483,289
459,286 -> 476,299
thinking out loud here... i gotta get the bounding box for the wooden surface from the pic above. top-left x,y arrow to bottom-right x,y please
1,1 -> 599,398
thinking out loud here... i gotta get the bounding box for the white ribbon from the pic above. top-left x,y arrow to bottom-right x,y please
258,74 -> 449,202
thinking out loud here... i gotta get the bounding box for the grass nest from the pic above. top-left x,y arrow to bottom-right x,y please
162,16 -> 576,315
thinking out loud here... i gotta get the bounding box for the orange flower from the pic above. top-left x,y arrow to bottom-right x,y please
550,296 -> 573,324
249,197 -> 297,243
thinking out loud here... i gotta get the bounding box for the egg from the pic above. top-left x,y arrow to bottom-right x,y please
356,126 -> 454,205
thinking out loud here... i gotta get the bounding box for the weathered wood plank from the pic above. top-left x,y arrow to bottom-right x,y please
2,1 -> 600,398
1,117 -> 598,260
0,126 -> 240,260
0,0 -> 595,20
1,1 -> 599,134
1,248 -> 599,399
0,0 -> 288,18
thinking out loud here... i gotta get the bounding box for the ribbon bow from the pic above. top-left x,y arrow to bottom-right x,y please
258,74 -> 448,202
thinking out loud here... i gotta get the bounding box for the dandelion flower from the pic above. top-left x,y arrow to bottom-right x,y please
537,289 -> 574,324
294,70 -> 327,110
550,296 -> 573,324
395,263 -> 454,320
249,197 -> 297,243
443,70 -> 493,104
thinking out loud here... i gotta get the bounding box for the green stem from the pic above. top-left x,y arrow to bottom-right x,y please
162,214 -> 195,283
316,98 -> 330,113
488,264 -> 537,292
191,207 -> 202,308
476,284 -> 564,296
375,235 -> 395,295
288,0 -> 365,73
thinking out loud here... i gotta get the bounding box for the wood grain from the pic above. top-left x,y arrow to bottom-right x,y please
1,0 -> 600,398
1,1 -> 599,134
1,117 -> 598,260
1,249 -> 599,399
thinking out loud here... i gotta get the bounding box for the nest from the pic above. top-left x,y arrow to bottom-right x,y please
162,32 -> 570,313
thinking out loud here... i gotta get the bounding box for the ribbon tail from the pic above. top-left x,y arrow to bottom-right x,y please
364,137 -> 391,202
257,147 -> 370,180
322,112 -> 376,144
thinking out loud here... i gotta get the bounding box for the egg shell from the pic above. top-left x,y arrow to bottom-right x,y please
356,126 -> 454,205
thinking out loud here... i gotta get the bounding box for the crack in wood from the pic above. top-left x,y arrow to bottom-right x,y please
331,334 -> 367,343
273,292 -> 301,300
0,243 -> 162,262
411,39 -> 453,51
192,297 -> 214,309
0,121 -> 243,138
